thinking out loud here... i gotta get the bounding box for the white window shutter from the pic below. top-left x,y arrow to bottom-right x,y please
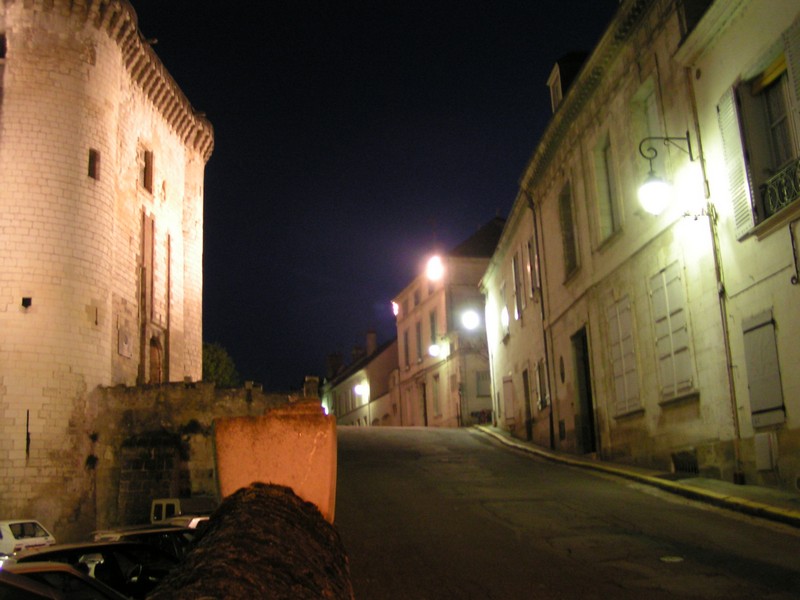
717,88 -> 755,238
783,16 -> 800,142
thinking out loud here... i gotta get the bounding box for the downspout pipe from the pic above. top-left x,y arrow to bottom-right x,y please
525,190 -> 556,450
684,66 -> 744,484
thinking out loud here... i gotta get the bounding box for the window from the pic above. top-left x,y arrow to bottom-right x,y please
88,148 -> 100,180
649,262 -> 694,399
499,282 -> 510,338
429,309 -> 437,344
743,310 -> 785,427
1,34 -> 6,92
403,330 -> 410,367
139,147 -> 154,193
719,21 -> 800,236
512,251 -> 524,319
547,65 -> 563,113
558,182 -> 579,276
607,295 -> 640,415
594,134 -> 620,241
476,370 -> 491,397
432,374 -> 441,416
413,289 -> 421,306
415,321 -> 423,361
527,237 -> 540,297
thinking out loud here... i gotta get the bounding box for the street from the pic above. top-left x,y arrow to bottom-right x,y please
335,427 -> 800,599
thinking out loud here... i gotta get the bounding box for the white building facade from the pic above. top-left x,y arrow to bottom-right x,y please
394,219 -> 502,428
483,0 -> 800,490
0,0 -> 212,538
322,335 -> 400,427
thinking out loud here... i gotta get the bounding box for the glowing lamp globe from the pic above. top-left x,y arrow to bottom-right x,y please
426,255 -> 444,281
638,174 -> 671,216
461,310 -> 480,330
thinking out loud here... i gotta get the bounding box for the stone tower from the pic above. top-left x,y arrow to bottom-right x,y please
0,0 -> 213,539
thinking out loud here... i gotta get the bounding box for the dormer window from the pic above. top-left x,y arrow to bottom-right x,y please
547,53 -> 588,114
547,66 -> 563,113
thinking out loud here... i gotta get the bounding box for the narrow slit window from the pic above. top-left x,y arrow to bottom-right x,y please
139,148 -> 154,192
88,149 -> 100,180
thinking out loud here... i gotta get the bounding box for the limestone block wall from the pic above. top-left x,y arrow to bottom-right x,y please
90,383 -> 291,536
0,0 -> 212,538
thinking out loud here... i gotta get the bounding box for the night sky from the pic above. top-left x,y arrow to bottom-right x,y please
129,1 -> 619,391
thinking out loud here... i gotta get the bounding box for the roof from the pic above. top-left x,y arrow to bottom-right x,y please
448,217 -> 506,258
324,337 -> 397,387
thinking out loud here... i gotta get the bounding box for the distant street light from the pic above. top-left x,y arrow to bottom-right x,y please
426,255 -> 444,281
461,310 -> 480,330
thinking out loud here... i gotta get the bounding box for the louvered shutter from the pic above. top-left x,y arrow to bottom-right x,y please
717,88 -> 756,238
784,17 -> 800,144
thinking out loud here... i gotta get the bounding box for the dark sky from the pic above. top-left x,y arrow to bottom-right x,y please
129,1 -> 619,391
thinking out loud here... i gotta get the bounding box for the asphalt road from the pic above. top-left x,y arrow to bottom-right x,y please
335,427 -> 800,600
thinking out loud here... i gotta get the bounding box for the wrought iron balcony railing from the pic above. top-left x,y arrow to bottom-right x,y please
760,155 -> 800,220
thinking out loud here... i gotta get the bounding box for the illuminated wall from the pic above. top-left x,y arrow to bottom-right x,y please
483,0 -> 800,491
0,0 -> 212,539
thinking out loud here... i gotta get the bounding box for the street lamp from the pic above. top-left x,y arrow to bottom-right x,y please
461,309 -> 480,331
637,131 -> 694,215
426,255 -> 444,281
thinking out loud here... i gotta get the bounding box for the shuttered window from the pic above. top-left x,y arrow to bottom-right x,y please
717,18 -> 800,236
649,262 -> 694,399
743,310 -> 785,427
607,295 -> 640,415
558,181 -> 579,276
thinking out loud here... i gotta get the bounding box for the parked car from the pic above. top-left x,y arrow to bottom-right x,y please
0,566 -> 63,599
2,560 -> 128,599
163,514 -> 210,531
91,524 -> 197,560
150,496 -> 216,524
0,519 -> 56,560
12,540 -> 179,599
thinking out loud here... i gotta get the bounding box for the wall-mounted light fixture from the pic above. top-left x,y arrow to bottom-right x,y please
637,130 -> 695,215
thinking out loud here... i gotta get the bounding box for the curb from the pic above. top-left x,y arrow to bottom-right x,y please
474,425 -> 800,529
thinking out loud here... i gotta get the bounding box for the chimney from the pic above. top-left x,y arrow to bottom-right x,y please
366,330 -> 377,355
326,353 -> 343,379
303,375 -> 320,398
351,345 -> 365,363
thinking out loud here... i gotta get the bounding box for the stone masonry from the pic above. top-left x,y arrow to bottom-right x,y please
0,0 -> 213,541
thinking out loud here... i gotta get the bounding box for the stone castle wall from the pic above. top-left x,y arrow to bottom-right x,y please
89,383 -> 291,537
0,0 -> 213,538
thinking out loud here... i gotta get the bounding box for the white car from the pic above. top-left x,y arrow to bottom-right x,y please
0,520 -> 56,559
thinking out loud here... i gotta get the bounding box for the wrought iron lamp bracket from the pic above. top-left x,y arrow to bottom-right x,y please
638,130 -> 694,172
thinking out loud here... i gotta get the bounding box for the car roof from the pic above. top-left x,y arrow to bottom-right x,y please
4,560 -> 129,599
15,540 -> 177,561
92,524 -> 191,536
0,519 -> 47,525
0,567 -> 63,599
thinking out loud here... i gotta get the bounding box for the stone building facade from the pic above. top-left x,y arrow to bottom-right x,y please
394,219 -> 503,428
321,333 -> 400,427
0,0 -> 213,539
483,0 -> 800,491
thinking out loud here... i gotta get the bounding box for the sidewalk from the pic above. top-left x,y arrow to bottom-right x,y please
474,425 -> 800,529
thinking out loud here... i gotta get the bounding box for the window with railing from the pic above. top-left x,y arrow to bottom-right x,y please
718,20 -> 800,236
